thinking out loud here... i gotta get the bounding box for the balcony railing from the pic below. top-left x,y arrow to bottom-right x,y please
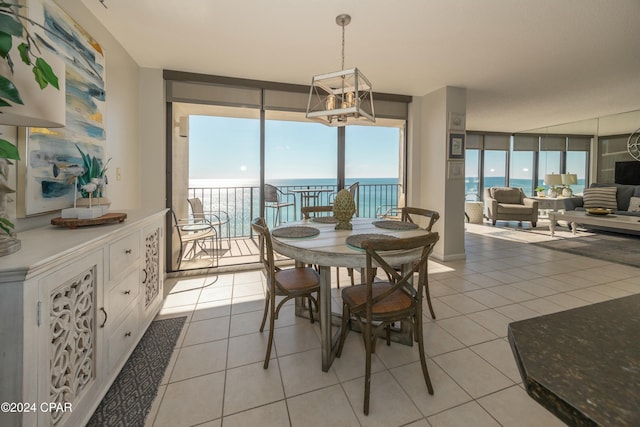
187,183 -> 402,239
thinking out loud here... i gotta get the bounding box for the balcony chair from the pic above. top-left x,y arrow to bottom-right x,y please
187,197 -> 230,252
264,184 -> 296,227
484,187 -> 538,227
251,217 -> 320,369
337,232 -> 440,415
170,209 -> 217,269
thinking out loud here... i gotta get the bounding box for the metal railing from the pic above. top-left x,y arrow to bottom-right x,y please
187,183 -> 402,238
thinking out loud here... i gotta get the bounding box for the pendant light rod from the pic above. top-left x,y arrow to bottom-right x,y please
336,14 -> 351,71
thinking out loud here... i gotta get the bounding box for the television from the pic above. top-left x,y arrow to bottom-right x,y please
615,161 -> 640,185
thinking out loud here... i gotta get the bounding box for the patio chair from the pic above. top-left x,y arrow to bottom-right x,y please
170,209 -> 217,269
251,217 -> 320,369
336,232 -> 440,415
187,197 -> 230,252
264,184 -> 296,227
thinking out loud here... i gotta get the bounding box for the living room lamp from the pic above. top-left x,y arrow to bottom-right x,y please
306,14 -> 375,127
544,173 -> 563,197
561,173 -> 578,196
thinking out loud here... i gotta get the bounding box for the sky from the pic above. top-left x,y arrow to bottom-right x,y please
188,116 -> 401,182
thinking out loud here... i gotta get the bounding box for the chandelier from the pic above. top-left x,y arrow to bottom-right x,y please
306,14 -> 375,126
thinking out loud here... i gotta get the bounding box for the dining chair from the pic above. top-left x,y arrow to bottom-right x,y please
301,205 -> 355,287
170,209 -> 217,269
187,197 -> 231,251
251,217 -> 320,369
401,207 -> 440,232
264,184 -> 296,227
336,232 -> 440,415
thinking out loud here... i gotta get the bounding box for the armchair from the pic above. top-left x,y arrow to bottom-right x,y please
484,187 -> 538,227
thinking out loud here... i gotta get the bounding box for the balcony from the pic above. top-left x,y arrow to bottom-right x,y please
175,182 -> 402,270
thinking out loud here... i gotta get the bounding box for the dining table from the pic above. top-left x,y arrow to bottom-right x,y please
271,216 -> 431,372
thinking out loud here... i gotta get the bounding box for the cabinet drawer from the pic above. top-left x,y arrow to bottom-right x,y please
107,270 -> 140,322
108,306 -> 140,372
109,232 -> 140,280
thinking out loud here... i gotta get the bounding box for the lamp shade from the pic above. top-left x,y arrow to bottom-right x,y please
0,48 -> 66,128
561,173 -> 578,185
544,174 -> 562,186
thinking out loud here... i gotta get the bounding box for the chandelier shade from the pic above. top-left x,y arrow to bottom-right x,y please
306,14 -> 375,127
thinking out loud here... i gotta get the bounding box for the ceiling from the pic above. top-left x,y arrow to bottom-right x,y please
80,0 -> 640,133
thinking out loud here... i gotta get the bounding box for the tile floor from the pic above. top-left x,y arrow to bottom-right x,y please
145,224 -> 640,426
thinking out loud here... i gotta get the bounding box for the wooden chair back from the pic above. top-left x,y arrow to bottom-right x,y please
251,217 -> 277,289
401,207 -> 440,231
301,205 -> 334,219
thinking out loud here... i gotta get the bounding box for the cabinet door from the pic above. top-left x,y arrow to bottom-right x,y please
142,222 -> 163,320
37,250 -> 104,427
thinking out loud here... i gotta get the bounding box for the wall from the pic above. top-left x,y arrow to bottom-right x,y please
10,0 -> 144,232
410,86 -> 466,261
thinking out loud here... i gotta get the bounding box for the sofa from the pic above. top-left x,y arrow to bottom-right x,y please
484,187 -> 538,227
563,183 -> 640,235
563,183 -> 640,216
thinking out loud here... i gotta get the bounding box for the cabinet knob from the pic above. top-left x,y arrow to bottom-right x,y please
125,249 -> 132,254
124,290 -> 131,295
125,331 -> 132,337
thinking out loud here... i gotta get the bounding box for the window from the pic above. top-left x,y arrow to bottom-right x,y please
483,150 -> 507,189
465,149 -> 480,200
510,151 -> 534,196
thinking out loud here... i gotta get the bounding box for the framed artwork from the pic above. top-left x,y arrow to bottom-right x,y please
17,0 -> 106,216
448,133 -> 465,160
448,112 -> 466,131
448,161 -> 464,180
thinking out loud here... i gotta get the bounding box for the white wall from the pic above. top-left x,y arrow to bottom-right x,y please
409,86 -> 466,261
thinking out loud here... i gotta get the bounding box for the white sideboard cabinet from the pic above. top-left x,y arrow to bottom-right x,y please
0,209 -> 166,427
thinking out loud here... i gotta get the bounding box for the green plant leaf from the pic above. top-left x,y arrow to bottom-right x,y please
32,65 -> 47,89
17,41 -> 29,65
0,98 -> 10,107
0,138 -> 20,160
0,216 -> 14,235
0,12 -> 23,37
34,57 -> 59,89
0,74 -> 22,104
0,30 -> 12,58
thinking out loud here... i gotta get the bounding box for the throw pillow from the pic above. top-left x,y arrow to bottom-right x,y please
629,197 -> 640,212
582,187 -> 618,210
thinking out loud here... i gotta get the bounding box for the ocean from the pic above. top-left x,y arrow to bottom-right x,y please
466,177 -> 586,199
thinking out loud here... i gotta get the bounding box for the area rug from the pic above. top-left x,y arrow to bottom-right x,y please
532,230 -> 640,268
87,316 -> 186,427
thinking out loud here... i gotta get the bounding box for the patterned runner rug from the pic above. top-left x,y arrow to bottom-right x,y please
87,316 -> 186,426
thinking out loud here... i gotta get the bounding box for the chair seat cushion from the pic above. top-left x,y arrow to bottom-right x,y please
497,204 -> 533,214
275,267 -> 320,292
342,282 -> 412,315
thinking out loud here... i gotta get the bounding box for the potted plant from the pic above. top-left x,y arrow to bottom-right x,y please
0,3 -> 60,255
75,145 -> 111,208
535,186 -> 545,197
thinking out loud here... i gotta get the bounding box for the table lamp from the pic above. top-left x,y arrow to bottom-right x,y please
544,174 -> 563,197
561,173 -> 578,196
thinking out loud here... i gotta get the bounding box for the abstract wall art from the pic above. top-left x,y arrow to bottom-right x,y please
18,0 -> 106,216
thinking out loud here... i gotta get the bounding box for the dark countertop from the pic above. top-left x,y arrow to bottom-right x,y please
508,294 -> 640,427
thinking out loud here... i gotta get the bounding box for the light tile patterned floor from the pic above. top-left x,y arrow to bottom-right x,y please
146,224 -> 640,426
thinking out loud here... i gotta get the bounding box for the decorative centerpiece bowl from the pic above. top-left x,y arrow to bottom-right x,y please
333,189 -> 356,230
586,208 -> 611,216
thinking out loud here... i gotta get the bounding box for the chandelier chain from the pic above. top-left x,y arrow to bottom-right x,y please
341,23 -> 345,71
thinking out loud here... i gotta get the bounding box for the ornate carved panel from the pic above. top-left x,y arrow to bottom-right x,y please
49,268 -> 96,425
143,227 -> 160,308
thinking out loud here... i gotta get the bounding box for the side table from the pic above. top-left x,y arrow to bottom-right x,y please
528,196 -> 578,218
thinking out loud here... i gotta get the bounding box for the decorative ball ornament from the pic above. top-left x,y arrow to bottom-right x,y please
333,189 -> 356,230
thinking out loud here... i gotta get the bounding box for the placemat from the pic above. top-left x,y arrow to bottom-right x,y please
311,216 -> 338,224
346,233 -> 397,249
272,226 -> 320,238
372,220 -> 419,230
